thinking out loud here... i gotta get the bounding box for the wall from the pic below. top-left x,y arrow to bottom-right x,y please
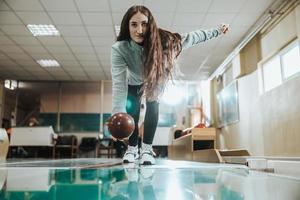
40,82 -> 102,113
0,81 -> 3,122
214,5 -> 300,156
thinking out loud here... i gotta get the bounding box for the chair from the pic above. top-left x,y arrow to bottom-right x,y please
79,137 -> 98,157
53,135 -> 78,158
96,138 -> 117,158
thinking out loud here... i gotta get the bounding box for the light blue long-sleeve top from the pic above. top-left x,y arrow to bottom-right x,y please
111,27 -> 223,114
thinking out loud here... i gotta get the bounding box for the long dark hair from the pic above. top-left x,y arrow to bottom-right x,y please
117,5 -> 182,101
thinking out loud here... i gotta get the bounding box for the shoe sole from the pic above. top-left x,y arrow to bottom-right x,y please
141,161 -> 153,165
123,158 -> 139,164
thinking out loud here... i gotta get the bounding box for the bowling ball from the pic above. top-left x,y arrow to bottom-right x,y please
107,113 -> 135,139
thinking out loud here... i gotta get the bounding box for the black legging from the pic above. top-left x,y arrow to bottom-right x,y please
126,85 -> 159,146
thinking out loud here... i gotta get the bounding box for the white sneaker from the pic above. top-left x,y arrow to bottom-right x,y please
124,167 -> 139,182
140,143 -> 156,165
123,145 -> 138,163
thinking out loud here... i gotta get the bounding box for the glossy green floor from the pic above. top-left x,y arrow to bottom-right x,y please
0,159 -> 300,200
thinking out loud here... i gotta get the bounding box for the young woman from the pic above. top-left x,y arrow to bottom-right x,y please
111,5 -> 229,165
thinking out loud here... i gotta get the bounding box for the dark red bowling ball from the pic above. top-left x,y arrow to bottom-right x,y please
107,113 -> 135,139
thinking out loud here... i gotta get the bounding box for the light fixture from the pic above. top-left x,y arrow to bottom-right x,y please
162,83 -> 184,106
5,80 -> 17,90
27,24 -> 60,36
37,59 -> 60,67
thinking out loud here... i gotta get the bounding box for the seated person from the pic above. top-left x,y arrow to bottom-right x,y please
28,117 -> 39,127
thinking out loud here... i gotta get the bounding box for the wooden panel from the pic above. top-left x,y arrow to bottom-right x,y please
168,128 -> 218,162
192,128 -> 216,148
0,129 -> 9,162
169,134 -> 193,161
193,149 -> 223,163
218,149 -> 250,156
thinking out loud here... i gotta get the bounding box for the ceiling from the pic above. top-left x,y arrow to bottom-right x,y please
0,0 -> 278,82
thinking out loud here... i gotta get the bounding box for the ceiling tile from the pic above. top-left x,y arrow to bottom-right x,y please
70,46 -> 94,54
56,26 -> 87,37
62,66 -> 83,71
17,60 -> 40,67
75,0 -> 110,12
202,13 -> 236,27
98,54 -> 110,62
0,11 -> 23,24
54,75 -> 72,80
0,1 -> 10,11
81,13 -> 113,26
58,60 -> 80,67
11,68 -> 31,74
240,0 -> 275,13
5,0 -> 44,11
22,75 -> 40,80
40,0 -> 77,11
177,0 -> 212,12
75,54 -> 98,61
144,0 -> 177,12
11,36 -> 40,45
90,37 -> 114,46
209,0 -> 247,13
1,25 -> 32,36
16,12 -> 52,24
31,53 -> 53,60
1,45 -> 24,53
231,13 -> 261,28
152,12 -> 173,28
83,66 -> 101,71
101,61 -> 111,66
0,36 -> 14,45
71,75 -> 89,80
31,70 -> 51,75
48,12 -> 82,25
53,53 -> 76,61
110,0 -> 143,13
173,13 -> 205,26
44,67 -> 65,72
80,60 -> 100,67
67,71 -> 84,76
46,46 -> 71,54
22,46 -> 48,54
38,37 -> 66,46
49,71 -> 68,76
94,46 -> 111,55
86,26 -> 114,37
0,53 -> 9,59
7,52 -> 32,60
112,12 -> 123,25
36,74 -> 55,80
0,59 -> 18,67
64,37 -> 91,46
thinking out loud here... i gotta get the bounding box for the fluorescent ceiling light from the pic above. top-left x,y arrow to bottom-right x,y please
114,25 -> 120,36
37,59 -> 60,67
27,24 -> 60,36
5,80 -> 17,90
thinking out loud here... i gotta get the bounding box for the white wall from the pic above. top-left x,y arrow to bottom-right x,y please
215,5 -> 300,156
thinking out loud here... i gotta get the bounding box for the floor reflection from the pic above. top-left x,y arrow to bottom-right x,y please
0,159 -> 299,200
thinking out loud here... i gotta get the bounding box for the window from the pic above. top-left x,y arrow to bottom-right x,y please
263,56 -> 282,92
261,40 -> 300,93
282,44 -> 300,79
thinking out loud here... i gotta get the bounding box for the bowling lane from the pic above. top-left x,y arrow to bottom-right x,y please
1,159 -> 300,200
0,158 -> 122,168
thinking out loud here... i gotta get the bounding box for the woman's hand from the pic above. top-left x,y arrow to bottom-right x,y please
219,23 -> 229,34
